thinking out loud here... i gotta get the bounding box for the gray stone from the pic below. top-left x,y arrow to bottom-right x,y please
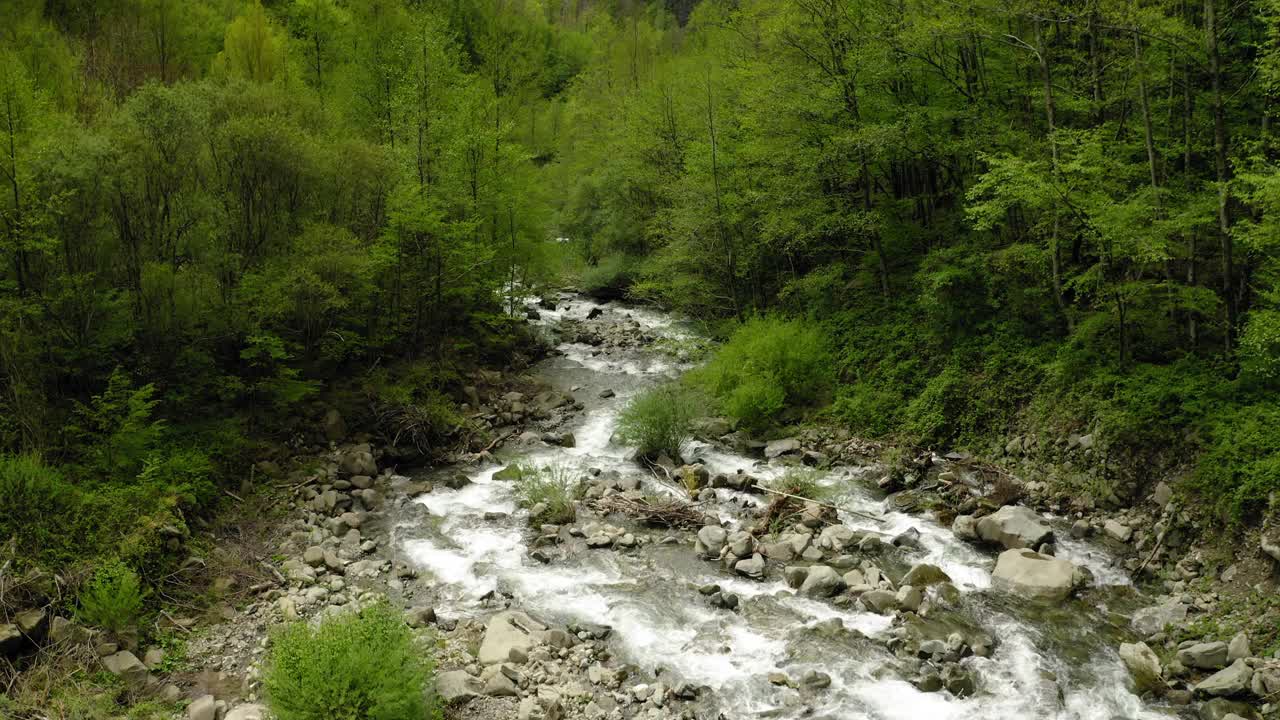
783,566 -> 809,589
952,515 -> 978,541
1177,641 -> 1229,670
1227,632 -> 1251,662
0,624 -> 23,656
1250,660 -> 1280,697
1104,519 -> 1133,543
764,438 -> 801,458
1196,659 -> 1252,697
902,563 -> 951,587
726,531 -> 754,558
102,650 -> 148,687
223,704 -> 268,720
799,566 -> 846,598
437,669 -> 481,705
303,546 -> 324,566
861,590 -> 900,614
734,554 -> 765,579
696,526 -> 727,558
896,585 -> 923,612
976,506 -> 1054,550
15,608 -> 47,638
991,548 -> 1078,602
1132,598 -> 1189,636
1153,481 -> 1173,508
478,611 -> 545,665
1119,642 -> 1163,694
188,695 -> 217,720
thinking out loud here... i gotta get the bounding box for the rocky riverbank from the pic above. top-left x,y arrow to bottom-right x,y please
7,292 -> 1273,720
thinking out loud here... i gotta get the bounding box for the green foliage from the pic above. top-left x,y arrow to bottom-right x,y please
264,601 -> 438,720
511,464 -> 579,524
769,469 -> 826,501
1193,400 -> 1280,520
616,384 -> 697,459
0,453 -> 79,557
694,318 -> 832,430
69,368 -> 164,476
78,560 -> 146,634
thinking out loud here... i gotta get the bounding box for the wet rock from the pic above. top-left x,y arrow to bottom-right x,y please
902,563 -> 951,587
952,514 -> 978,541
1070,519 -> 1092,538
1132,598 -> 1189,636
976,505 -> 1054,550
818,525 -> 855,551
799,566 -> 846,598
783,566 -> 809,589
734,554 -> 766,579
1119,642 -> 1163,694
799,669 -> 831,691
1199,698 -> 1259,720
941,665 -> 976,697
892,528 -> 923,550
599,389 -> 615,399
861,589 -> 900,614
696,526 -> 727,558
726,530 -> 754,558
479,611 -> 546,665
1177,641 -> 1229,670
896,585 -> 923,612
1195,659 -> 1253,697
991,549 -> 1079,602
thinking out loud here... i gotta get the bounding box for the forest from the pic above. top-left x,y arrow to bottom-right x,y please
0,0 -> 1278,718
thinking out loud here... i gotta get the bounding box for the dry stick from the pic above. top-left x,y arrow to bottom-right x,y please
223,489 -> 244,503
755,485 -> 884,523
1134,533 -> 1165,576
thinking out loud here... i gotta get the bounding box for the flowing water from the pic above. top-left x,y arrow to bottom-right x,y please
392,294 -> 1172,720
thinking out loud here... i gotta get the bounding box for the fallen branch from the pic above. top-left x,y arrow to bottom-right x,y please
591,495 -> 704,529
223,489 -> 244,503
756,485 -> 882,523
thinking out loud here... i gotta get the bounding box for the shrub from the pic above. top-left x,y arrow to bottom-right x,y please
769,469 -> 826,501
694,317 -> 832,430
0,454 -> 77,555
78,560 -> 146,633
615,384 -> 696,459
264,601 -> 438,720
512,464 -> 579,524
1193,400 -> 1280,521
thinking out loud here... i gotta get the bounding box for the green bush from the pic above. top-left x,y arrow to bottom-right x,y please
694,317 -> 832,430
264,601 -> 438,720
78,560 -> 146,633
0,453 -> 85,566
616,384 -> 696,459
511,464 -> 579,524
1193,400 -> 1280,521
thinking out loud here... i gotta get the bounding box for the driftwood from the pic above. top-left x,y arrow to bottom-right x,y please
591,495 -> 705,529
755,485 -> 883,523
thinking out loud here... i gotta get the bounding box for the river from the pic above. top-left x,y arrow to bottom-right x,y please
392,293 -> 1171,720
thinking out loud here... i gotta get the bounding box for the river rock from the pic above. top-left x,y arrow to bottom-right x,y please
479,611 -> 546,665
952,515 -> 978,541
1196,659 -> 1253,697
1119,642 -> 1163,694
695,526 -> 726,558
764,438 -> 801,458
1199,698 -> 1260,720
976,506 -> 1054,549
991,549 -> 1079,602
818,525 -> 856,551
1132,598 -> 1189,636
783,566 -> 809,589
799,566 -> 846,598
1177,641 -> 1229,670
861,589 -> 900,614
726,530 -> 754,558
735,554 -> 766,579
902,563 -> 951,587
896,585 -> 923,612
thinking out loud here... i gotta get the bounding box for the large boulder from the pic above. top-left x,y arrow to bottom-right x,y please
991,549 -> 1080,602
187,695 -> 217,720
1195,659 -> 1253,698
696,526 -> 727,558
1119,642 -> 1163,694
1177,641 -> 1229,671
437,669 -> 482,705
902,563 -> 951,587
799,566 -> 847,598
478,611 -> 546,665
764,438 -> 801,458
223,705 -> 268,720
338,445 -> 377,476
976,506 -> 1054,550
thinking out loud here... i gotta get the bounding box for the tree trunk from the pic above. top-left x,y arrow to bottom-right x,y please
1205,0 -> 1235,350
